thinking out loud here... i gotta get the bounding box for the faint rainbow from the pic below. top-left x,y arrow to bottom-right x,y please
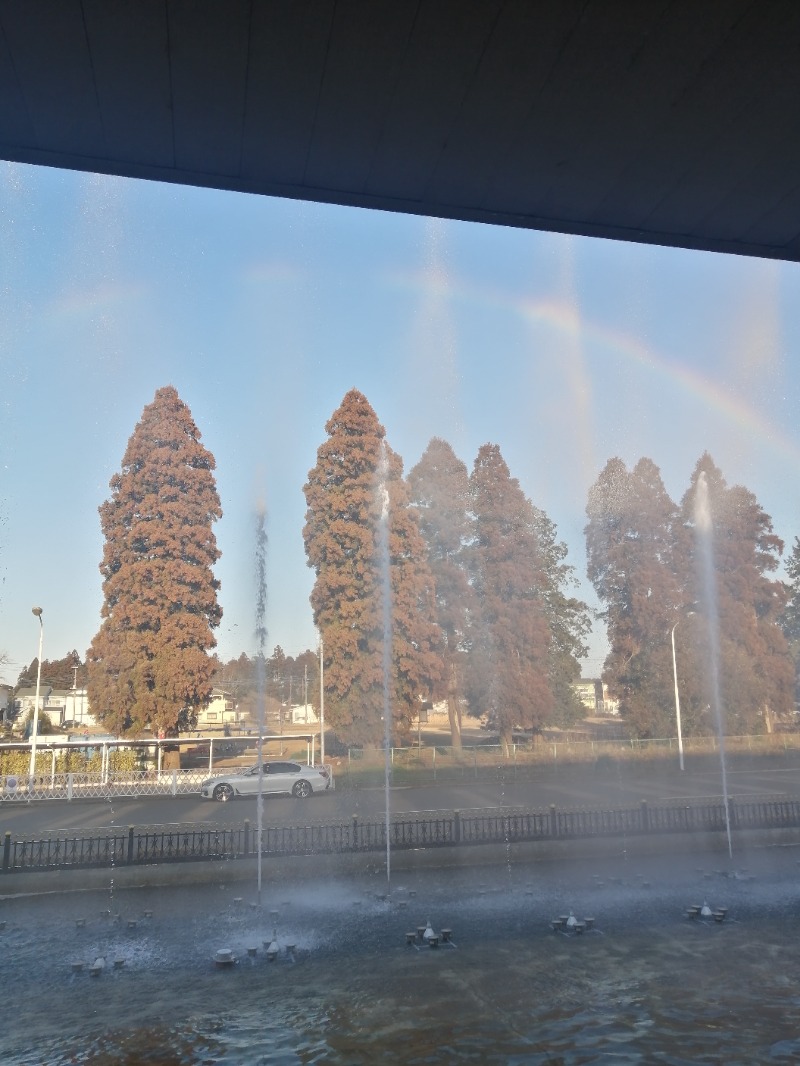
51,280 -> 147,317
388,268 -> 800,468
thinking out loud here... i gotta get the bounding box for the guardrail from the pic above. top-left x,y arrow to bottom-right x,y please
4,796 -> 800,874
0,769 -> 214,802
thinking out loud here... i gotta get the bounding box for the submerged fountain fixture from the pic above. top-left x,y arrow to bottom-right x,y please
214,948 -> 236,968
406,918 -> 455,949
687,901 -> 727,922
552,911 -> 594,935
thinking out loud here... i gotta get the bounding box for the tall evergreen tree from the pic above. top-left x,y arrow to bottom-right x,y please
780,536 -> 800,709
86,386 -> 222,735
679,453 -> 793,735
529,504 -> 592,726
407,437 -> 476,749
585,456 -> 687,737
17,650 -> 83,690
466,444 -> 557,751
303,390 -> 443,746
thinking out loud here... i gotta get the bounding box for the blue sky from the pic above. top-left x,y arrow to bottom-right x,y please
1,161 -> 799,685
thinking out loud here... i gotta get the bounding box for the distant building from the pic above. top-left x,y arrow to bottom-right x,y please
288,702 -> 318,725
194,689 -> 245,732
0,683 -> 11,722
599,682 -> 620,716
14,684 -> 53,717
62,688 -> 96,728
573,679 -> 603,713
572,679 -> 619,716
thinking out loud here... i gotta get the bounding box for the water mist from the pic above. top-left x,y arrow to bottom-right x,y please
254,504 -> 268,900
694,472 -> 733,858
377,440 -> 393,885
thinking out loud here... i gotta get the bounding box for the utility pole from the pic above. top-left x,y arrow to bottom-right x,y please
29,608 -> 44,777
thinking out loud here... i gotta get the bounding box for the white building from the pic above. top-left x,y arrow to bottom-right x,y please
289,702 -> 318,725
194,689 -> 246,732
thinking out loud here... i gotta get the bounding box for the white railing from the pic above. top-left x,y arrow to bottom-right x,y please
0,768 -> 214,802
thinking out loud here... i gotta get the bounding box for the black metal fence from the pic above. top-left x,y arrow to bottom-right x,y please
4,797 -> 800,875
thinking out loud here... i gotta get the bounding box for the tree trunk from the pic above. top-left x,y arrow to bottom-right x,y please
163,749 -> 181,770
763,703 -> 773,733
447,695 -> 462,751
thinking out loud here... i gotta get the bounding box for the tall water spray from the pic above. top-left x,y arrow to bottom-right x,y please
694,472 -> 733,858
254,505 -> 268,901
377,440 -> 393,886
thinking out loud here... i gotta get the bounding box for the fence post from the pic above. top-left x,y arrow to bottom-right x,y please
549,804 -> 558,838
67,773 -> 74,802
352,814 -> 359,849
640,800 -> 649,832
244,819 -> 250,856
171,769 -> 178,796
127,826 -> 134,864
453,810 -> 461,845
2,831 -> 10,872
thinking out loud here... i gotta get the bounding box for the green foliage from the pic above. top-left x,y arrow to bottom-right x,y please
24,709 -> 55,735
86,386 -> 223,736
407,438 -> 476,748
406,439 -> 590,745
779,536 -> 800,708
586,451 -> 794,738
679,455 -> 792,735
17,650 -> 83,689
303,390 -> 444,745
0,746 -> 141,775
467,445 -> 541,742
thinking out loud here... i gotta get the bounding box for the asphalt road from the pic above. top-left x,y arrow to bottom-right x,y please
2,754 -> 799,837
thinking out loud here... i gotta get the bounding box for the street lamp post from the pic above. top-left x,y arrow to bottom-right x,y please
670,614 -> 694,772
29,607 -> 44,777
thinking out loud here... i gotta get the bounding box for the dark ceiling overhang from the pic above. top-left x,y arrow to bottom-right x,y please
2,1 -> 800,261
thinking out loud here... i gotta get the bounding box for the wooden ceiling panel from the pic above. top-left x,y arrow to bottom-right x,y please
422,2 -> 583,210
362,1 -> 501,201
0,2 -> 798,260
0,1 -> 105,155
82,0 -> 174,167
302,2 -> 418,192
240,0 -> 335,185
166,0 -> 250,176
0,19 -> 35,146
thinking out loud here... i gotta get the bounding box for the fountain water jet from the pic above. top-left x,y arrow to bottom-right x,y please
694,472 -> 733,859
377,439 -> 393,887
254,504 -> 269,903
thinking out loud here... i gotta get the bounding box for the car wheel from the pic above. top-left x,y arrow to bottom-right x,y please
292,779 -> 312,799
213,783 -> 234,802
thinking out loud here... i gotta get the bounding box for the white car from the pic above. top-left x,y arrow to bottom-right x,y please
201,760 -> 331,801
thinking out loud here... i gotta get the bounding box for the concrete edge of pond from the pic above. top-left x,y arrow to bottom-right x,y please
2,827 -> 799,898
